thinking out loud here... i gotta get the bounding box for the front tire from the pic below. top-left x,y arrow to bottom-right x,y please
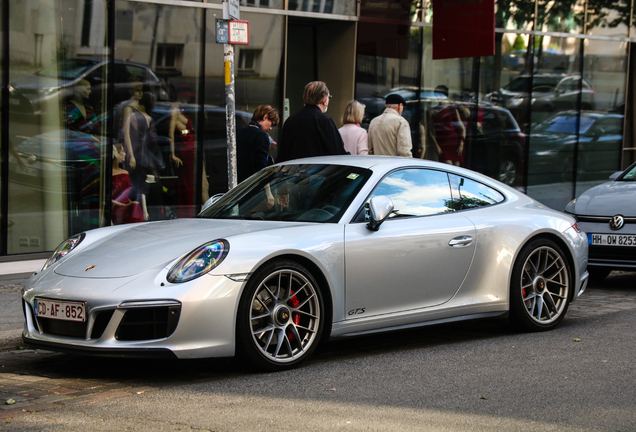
236,259 -> 324,371
510,239 -> 571,331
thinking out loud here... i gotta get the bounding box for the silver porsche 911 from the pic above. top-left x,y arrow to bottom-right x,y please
565,161 -> 636,281
22,156 -> 589,371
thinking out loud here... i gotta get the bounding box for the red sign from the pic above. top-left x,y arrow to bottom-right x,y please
433,0 -> 495,60
228,20 -> 249,45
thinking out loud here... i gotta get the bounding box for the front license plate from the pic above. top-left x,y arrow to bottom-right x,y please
34,298 -> 86,322
588,233 -> 636,247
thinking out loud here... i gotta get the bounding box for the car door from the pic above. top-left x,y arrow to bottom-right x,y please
344,168 -> 476,319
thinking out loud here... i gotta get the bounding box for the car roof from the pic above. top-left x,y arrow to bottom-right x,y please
71,56 -> 152,69
274,156 -> 521,197
280,155 -> 482,178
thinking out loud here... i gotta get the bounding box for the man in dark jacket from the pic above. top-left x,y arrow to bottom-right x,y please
277,81 -> 348,162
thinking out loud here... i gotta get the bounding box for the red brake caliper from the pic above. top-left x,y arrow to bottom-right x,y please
287,290 -> 301,341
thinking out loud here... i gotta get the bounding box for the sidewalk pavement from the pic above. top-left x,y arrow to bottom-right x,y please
0,259 -> 43,352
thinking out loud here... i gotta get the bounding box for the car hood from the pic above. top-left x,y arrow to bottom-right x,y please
54,218 -> 308,278
495,89 -> 525,100
11,75 -> 64,92
574,181 -> 636,216
528,132 -> 575,150
17,130 -> 101,159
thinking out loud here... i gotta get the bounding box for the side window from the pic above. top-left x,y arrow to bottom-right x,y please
481,109 -> 504,134
368,168 -> 454,219
125,65 -> 148,82
85,66 -> 107,85
559,78 -> 579,92
593,117 -> 622,135
448,174 -> 505,210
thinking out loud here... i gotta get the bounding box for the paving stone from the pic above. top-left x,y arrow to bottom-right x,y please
0,408 -> 28,419
26,394 -> 74,405
23,402 -> 62,413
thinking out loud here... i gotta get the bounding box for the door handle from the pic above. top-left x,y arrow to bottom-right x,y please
449,236 -> 473,247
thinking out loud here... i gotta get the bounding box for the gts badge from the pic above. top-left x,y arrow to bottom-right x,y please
348,308 -> 366,316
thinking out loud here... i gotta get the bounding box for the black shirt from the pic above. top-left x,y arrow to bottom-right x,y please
277,105 -> 347,163
237,124 -> 271,183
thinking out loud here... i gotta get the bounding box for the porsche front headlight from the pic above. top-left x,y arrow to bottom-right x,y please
42,233 -> 85,271
167,240 -> 229,283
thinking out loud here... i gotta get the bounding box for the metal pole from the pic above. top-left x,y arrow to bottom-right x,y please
224,43 -> 237,190
223,2 -> 237,190
1,0 -> 10,255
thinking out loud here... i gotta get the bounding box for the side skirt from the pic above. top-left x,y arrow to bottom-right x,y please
329,311 -> 508,340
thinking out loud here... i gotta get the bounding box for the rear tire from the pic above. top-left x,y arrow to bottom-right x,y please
236,259 -> 324,372
510,239 -> 571,331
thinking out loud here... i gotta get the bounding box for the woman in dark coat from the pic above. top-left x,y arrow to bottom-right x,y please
237,104 -> 279,182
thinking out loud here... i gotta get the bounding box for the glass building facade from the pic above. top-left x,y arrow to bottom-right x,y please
1,0 -> 634,258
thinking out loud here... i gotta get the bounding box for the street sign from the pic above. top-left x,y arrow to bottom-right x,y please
216,19 -> 229,44
228,0 -> 240,20
228,20 -> 249,45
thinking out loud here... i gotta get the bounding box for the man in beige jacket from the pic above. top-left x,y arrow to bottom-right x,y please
368,93 -> 413,157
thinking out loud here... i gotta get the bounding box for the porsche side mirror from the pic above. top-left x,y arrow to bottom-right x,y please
199,193 -> 224,215
367,196 -> 394,231
609,171 -> 622,180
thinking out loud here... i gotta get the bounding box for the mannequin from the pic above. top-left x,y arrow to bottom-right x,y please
111,144 -> 143,225
66,79 -> 101,230
169,85 -> 209,218
66,79 -> 100,135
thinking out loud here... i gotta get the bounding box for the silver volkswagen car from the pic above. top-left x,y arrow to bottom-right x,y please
22,157 -> 589,371
565,161 -> 636,280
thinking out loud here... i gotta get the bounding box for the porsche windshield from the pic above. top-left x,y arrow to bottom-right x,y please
199,164 -> 372,222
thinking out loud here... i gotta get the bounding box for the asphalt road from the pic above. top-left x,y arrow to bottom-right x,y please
1,272 -> 635,431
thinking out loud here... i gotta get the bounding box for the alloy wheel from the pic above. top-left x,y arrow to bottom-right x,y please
248,269 -> 321,364
499,159 -> 517,186
519,246 -> 570,325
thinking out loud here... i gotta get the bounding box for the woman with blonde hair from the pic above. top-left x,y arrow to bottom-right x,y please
338,100 -> 369,155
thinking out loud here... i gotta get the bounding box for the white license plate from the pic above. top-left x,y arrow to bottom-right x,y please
588,233 -> 636,247
34,298 -> 86,322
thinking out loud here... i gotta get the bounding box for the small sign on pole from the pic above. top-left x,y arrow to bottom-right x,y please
228,20 -> 249,45
215,19 -> 229,44
228,0 -> 240,20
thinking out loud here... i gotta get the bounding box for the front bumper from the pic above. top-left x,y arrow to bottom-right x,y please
577,220 -> 636,271
21,267 -> 245,359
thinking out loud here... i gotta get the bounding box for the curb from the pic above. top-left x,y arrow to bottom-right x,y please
0,330 -> 22,352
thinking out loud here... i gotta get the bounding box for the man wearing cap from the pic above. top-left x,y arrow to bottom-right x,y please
368,93 -> 413,157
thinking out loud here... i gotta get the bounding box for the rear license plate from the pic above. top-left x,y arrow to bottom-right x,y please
34,298 -> 86,322
9,97 -> 20,106
588,233 -> 636,247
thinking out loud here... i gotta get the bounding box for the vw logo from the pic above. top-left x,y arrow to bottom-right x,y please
609,215 -> 625,231
85,265 -> 96,272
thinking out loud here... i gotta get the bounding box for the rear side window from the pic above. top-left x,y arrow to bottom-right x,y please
448,174 -> 504,210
